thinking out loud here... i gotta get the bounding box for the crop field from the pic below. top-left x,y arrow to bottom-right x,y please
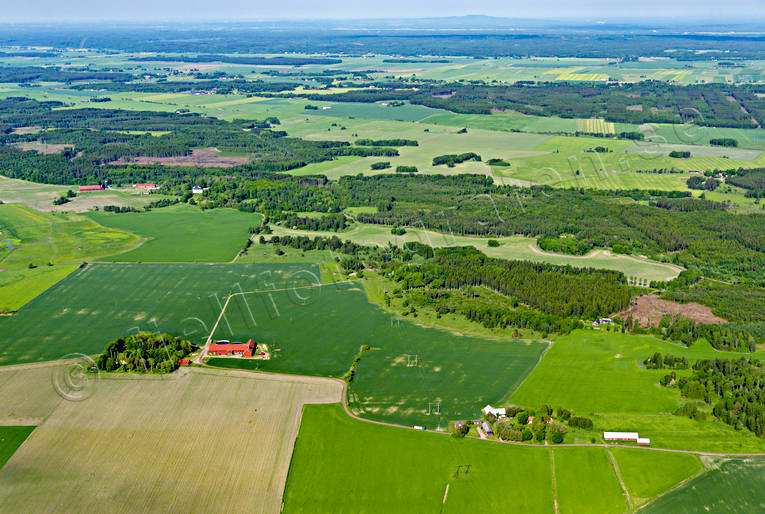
0,427 -> 35,470
609,448 -> 703,505
86,205 -> 262,262
510,330 -> 765,416
0,367 -> 342,513
577,118 -> 616,135
0,203 -> 139,311
642,458 -> 765,513
266,223 -> 682,282
554,447 -> 627,513
208,282 -> 546,427
0,262 -> 318,366
283,403 -> 703,513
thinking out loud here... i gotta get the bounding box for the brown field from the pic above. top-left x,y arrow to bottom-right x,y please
10,126 -> 41,135
0,365 -> 342,513
619,294 -> 726,328
12,142 -> 72,154
109,147 -> 250,167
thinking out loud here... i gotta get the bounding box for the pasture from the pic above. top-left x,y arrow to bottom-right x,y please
0,203 -> 139,311
86,204 -> 262,262
610,448 -> 703,505
266,223 -> 682,282
0,262 -> 317,366
0,367 -> 341,513
641,458 -> 765,513
283,403 -> 703,513
208,282 -> 547,428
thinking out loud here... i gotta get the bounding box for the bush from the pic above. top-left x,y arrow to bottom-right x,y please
534,428 -> 546,442
371,161 -> 391,170
522,428 -> 533,441
487,239 -> 500,247
395,165 -> 418,173
549,431 -> 564,444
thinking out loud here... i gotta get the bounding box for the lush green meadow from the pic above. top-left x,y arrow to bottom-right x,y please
86,204 -> 261,262
0,427 -> 35,469
0,203 -> 139,311
267,223 -> 681,281
641,458 -> 765,513
0,262 -> 316,365
283,403 -> 704,513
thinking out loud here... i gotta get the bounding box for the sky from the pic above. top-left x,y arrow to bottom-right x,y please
3,0 -> 765,22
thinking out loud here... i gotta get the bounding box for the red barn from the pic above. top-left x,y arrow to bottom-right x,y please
208,339 -> 256,357
178,358 -> 191,366
79,185 -> 104,192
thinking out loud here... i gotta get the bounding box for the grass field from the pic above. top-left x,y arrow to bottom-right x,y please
0,203 -> 139,311
283,403 -> 704,513
86,204 -> 262,262
0,262 -> 317,366
641,458 -> 765,513
0,426 -> 34,470
266,223 -> 682,282
207,282 -> 546,428
610,447 -> 703,506
0,367 -> 341,512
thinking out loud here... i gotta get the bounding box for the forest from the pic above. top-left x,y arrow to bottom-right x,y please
95,332 -> 195,373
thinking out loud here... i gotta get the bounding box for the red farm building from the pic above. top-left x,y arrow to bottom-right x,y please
208,339 -> 256,357
79,185 -> 104,192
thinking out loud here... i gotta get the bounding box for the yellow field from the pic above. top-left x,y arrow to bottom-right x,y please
577,118 -> 616,135
0,365 -> 342,513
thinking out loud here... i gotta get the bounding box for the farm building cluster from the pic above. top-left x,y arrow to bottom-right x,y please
208,339 -> 269,359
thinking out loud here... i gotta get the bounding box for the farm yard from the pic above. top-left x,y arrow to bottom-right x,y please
0,366 -> 342,513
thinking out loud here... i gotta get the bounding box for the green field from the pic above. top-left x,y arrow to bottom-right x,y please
610,448 -> 703,505
0,203 -> 139,311
266,223 -> 682,282
0,262 -> 317,366
284,403 -> 704,513
0,426 -> 34,469
86,204 -> 262,262
208,282 -> 546,427
641,458 -> 765,513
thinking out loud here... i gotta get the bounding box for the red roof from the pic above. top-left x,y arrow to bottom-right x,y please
79,185 -> 104,192
134,183 -> 156,188
208,339 -> 256,355
179,358 -> 191,366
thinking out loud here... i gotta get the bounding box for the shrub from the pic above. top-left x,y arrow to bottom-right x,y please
395,165 -> 418,173
487,239 -> 500,247
569,416 -> 593,429
522,428 -> 533,441
370,161 -> 391,170
549,431 -> 564,444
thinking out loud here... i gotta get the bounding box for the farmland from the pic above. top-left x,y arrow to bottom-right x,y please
208,282 -> 547,427
641,458 -> 765,513
0,427 -> 34,469
283,403 -> 705,513
0,366 -> 341,513
86,204 -> 262,262
0,203 -> 139,311
0,262 -> 317,366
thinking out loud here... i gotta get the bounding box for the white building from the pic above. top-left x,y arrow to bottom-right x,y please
604,432 -> 640,441
482,405 -> 506,417
191,186 -> 204,194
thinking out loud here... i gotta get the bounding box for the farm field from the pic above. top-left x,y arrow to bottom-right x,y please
641,458 -> 765,513
208,282 -> 547,428
86,204 -> 262,262
266,223 -> 682,282
510,330 -> 765,417
609,448 -> 704,506
0,366 -> 342,513
0,262 -> 317,366
0,203 -> 139,311
283,403 -> 704,513
0,426 -> 35,470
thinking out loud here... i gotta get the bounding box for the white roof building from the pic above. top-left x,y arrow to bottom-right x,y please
604,432 -> 640,441
482,405 -> 506,417
637,438 -> 651,445
191,186 -> 204,194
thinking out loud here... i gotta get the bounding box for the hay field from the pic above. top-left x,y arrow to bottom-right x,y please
208,282 -> 546,428
266,223 -> 682,282
0,262 -> 318,366
0,367 -> 341,513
